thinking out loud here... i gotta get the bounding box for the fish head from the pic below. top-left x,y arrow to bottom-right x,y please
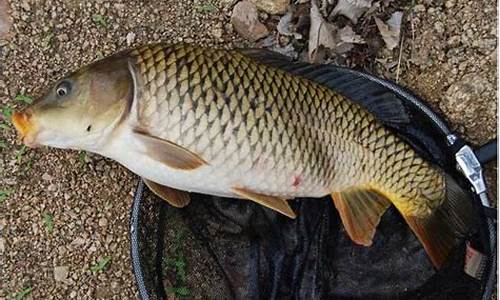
12,55 -> 133,151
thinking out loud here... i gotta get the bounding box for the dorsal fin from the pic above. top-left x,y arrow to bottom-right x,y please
239,49 -> 410,126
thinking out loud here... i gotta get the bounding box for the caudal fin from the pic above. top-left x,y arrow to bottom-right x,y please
401,175 -> 475,269
331,175 -> 475,269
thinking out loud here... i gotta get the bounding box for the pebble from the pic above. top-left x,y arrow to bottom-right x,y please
42,172 -> 53,181
125,31 -> 135,46
98,217 -> 108,227
88,244 -> 97,252
231,1 -> 269,41
0,0 -> 12,40
249,0 -> 289,15
48,183 -> 57,192
54,265 -> 70,283
434,21 -> 445,34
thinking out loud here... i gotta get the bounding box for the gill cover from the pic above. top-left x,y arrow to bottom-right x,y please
13,53 -> 134,149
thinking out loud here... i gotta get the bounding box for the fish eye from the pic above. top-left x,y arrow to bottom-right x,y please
56,81 -> 71,98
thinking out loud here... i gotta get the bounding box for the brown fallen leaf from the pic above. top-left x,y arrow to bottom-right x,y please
375,11 -> 403,50
308,0 -> 337,62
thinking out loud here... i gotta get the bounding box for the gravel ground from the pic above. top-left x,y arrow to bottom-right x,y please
0,0 -> 496,299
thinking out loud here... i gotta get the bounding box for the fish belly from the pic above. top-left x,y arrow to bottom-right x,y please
102,130 -> 328,199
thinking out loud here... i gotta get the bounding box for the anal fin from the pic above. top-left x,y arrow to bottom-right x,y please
332,188 -> 391,246
144,179 -> 191,208
232,187 -> 297,219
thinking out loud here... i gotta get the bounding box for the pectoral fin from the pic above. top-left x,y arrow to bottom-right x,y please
332,187 -> 391,246
143,179 -> 191,208
232,187 -> 297,219
133,128 -> 207,170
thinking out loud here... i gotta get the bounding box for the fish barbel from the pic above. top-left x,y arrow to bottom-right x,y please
12,43 -> 473,268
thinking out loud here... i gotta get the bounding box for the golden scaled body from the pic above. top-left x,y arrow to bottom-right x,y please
130,43 -> 444,216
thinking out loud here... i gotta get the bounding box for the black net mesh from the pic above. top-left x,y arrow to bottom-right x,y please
129,69 -> 491,300
132,185 -> 483,300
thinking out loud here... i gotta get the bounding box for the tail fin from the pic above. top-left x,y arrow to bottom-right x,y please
402,175 -> 475,269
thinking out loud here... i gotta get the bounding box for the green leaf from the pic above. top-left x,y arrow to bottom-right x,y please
0,122 -> 10,130
176,286 -> 190,296
23,158 -> 33,172
15,93 -> 33,104
0,140 -> 7,149
43,213 -> 54,233
78,151 -> 87,164
1,106 -> 13,120
0,189 -> 13,203
42,32 -> 54,48
166,286 -> 191,297
90,256 -> 111,274
92,14 -> 107,27
15,287 -> 32,300
15,145 -> 27,164
197,3 -> 217,12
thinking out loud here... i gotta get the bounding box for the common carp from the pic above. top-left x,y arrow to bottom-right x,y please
12,43 -> 473,268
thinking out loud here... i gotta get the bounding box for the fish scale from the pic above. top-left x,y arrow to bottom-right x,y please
127,43 -> 443,213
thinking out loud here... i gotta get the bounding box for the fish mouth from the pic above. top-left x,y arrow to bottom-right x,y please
12,109 -> 40,148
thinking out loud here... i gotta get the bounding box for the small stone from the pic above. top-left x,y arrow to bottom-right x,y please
231,1 -> 269,41
126,32 -> 135,46
21,0 -> 30,11
70,237 -> 87,247
95,161 -> 106,171
413,4 -> 426,13
58,33 -> 69,42
434,21 -> 445,35
0,0 -> 12,40
42,172 -> 53,181
211,27 -> 223,39
0,237 -> 4,253
445,0 -> 455,8
48,184 -> 57,192
447,35 -> 461,47
88,244 -> 97,252
70,291 -> 77,298
249,0 -> 289,15
111,281 -> 119,289
54,266 -> 70,283
95,285 -> 112,299
98,217 -> 108,227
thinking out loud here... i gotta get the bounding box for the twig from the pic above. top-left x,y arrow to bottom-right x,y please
395,34 -> 404,83
410,0 -> 416,61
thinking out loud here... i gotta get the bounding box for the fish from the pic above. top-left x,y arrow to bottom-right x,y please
12,43 -> 474,269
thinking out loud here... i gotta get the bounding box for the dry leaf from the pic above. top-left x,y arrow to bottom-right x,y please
308,0 -> 337,61
331,0 -> 372,24
337,25 -> 365,44
375,11 -> 403,50
334,25 -> 365,54
277,8 -> 303,39
258,35 -> 299,59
